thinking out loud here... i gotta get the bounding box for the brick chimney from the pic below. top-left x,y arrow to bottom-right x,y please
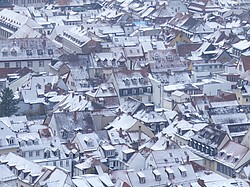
44,83 -> 52,94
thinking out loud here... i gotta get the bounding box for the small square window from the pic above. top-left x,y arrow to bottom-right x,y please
27,61 -> 33,67
48,49 -> 53,55
39,60 -> 44,67
16,62 -> 21,68
29,151 -> 33,157
37,49 -> 43,55
26,50 -> 32,56
4,62 -> 9,68
147,87 -> 152,93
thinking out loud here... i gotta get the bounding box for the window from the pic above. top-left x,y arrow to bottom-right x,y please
39,60 -> 44,67
123,90 -> 128,95
16,62 -> 21,68
29,151 -> 33,157
139,88 -> 143,93
147,87 -> 152,93
175,158 -> 179,163
36,151 -> 40,156
11,49 -> 17,56
2,51 -> 7,57
132,89 -> 136,94
53,161 -> 56,166
4,62 -> 9,68
66,160 -> 69,167
27,61 -> 33,67
37,49 -> 43,55
48,49 -> 53,55
239,65 -> 242,71
8,137 -> 14,145
60,160 -> 63,167
22,152 -> 26,157
26,49 -> 32,56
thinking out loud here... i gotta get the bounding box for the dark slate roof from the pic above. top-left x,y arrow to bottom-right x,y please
191,126 -> 227,148
53,111 -> 94,141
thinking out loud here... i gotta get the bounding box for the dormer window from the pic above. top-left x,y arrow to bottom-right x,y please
34,139 -> 39,145
166,167 -> 174,179
27,140 -> 33,146
226,153 -> 232,159
137,172 -> 146,184
139,88 -> 143,94
147,87 -> 152,93
26,49 -> 32,56
44,150 -> 50,158
86,138 -> 94,147
10,48 -> 17,56
132,89 -> 136,94
153,170 -> 161,181
20,141 -> 25,147
48,49 -> 53,55
233,156 -> 239,163
219,150 -> 225,157
6,137 -> 15,145
2,48 -> 8,57
179,166 -> 187,177
37,49 -> 43,55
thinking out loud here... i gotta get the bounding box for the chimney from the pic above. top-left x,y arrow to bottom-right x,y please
87,128 -> 93,133
138,125 -> 142,147
119,128 -> 124,138
197,178 -> 205,187
166,140 -> 169,148
72,92 -> 75,98
44,83 -> 52,94
81,14 -> 83,24
186,154 -> 190,164
45,15 -> 48,22
67,12 -> 70,19
73,111 -> 77,123
79,96 -> 81,102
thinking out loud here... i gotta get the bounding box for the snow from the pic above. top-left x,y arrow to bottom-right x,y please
106,113 -> 137,130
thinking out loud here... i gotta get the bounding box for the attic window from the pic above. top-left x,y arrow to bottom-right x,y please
139,88 -> 143,93
26,50 -> 32,56
137,172 -> 146,184
175,158 -> 179,163
37,49 -> 43,55
11,48 -> 17,56
178,166 -> 187,177
86,138 -> 94,147
167,55 -> 173,61
147,87 -> 151,93
48,49 -> 53,55
219,150 -> 225,157
153,170 -> 161,181
166,167 -> 174,179
233,156 -> 239,163
6,137 -> 15,145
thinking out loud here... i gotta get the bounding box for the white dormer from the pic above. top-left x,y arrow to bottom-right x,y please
27,140 -> 33,146
233,156 -> 239,163
137,171 -> 146,184
10,47 -> 17,56
178,166 -> 187,177
6,136 -> 15,145
219,150 -> 225,157
153,169 -> 161,181
166,167 -> 174,179
86,138 -> 94,147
